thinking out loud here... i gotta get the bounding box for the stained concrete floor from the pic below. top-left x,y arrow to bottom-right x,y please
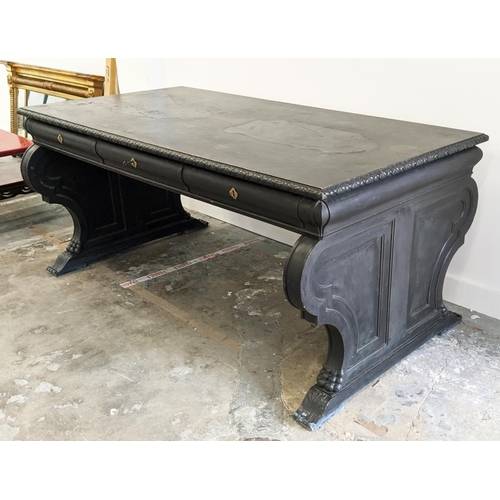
1,191 -> 499,441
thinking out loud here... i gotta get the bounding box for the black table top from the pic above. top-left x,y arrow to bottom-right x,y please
18,87 -> 488,200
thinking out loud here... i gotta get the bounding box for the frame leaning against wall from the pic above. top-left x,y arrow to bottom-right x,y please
0,60 -> 111,200
1,60 -> 106,136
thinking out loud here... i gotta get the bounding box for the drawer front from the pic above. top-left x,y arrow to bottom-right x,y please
25,118 -> 323,236
95,141 -> 188,192
183,165 -> 321,234
25,119 -> 101,163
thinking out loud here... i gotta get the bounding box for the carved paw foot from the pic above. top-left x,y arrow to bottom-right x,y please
317,368 -> 343,393
66,239 -> 82,255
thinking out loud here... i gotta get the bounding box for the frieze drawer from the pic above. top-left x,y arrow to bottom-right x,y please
25,119 -> 101,164
182,165 -> 323,235
95,141 -> 188,193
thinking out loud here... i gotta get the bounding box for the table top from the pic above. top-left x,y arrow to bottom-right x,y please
18,87 -> 488,200
0,129 -> 33,157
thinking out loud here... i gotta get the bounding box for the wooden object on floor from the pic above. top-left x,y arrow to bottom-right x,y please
104,58 -> 119,96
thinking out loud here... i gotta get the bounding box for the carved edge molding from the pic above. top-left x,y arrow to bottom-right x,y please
17,109 -> 489,201
323,137 -> 488,198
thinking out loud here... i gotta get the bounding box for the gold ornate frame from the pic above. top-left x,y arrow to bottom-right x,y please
1,61 -> 105,136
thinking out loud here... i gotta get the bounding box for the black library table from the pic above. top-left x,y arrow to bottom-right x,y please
19,87 -> 488,430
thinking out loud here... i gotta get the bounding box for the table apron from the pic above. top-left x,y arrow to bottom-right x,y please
25,118 -> 326,238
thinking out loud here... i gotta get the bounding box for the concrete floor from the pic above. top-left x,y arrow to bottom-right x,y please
1,190 -> 499,441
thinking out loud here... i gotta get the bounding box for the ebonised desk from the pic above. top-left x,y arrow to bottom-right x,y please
18,87 -> 488,430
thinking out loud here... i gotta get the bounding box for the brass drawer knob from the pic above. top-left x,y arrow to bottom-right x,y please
57,134 -> 63,144
229,187 -> 238,200
123,157 -> 138,168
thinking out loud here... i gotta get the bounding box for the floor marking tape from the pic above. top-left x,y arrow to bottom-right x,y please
0,194 -> 39,206
120,236 -> 264,289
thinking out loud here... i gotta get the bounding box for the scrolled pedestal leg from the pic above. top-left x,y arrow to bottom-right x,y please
284,168 -> 477,430
21,145 -> 208,276
293,325 -> 348,430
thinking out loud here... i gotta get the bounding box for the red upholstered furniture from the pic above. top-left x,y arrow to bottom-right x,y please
0,129 -> 32,155
0,129 -> 33,200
